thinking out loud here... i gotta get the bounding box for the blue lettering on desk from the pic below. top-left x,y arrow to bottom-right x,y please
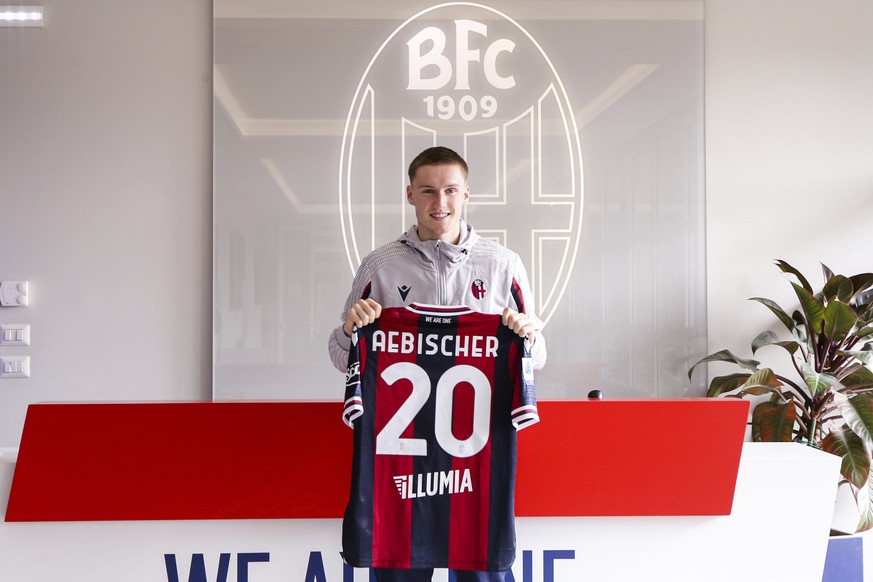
336,549 -> 575,581
164,553 -> 269,582
163,550 -> 575,581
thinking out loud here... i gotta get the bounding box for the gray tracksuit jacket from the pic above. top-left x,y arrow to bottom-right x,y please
328,220 -> 547,373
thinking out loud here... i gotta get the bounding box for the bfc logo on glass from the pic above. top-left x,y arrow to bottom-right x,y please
339,2 -> 583,326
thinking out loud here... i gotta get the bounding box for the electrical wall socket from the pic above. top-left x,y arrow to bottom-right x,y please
0,281 -> 28,307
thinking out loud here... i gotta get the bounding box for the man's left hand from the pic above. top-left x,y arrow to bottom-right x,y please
502,307 -> 537,344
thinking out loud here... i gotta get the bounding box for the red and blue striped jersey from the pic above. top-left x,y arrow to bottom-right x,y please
341,304 -> 538,571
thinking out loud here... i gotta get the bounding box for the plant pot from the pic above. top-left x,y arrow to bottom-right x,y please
831,480 -> 862,535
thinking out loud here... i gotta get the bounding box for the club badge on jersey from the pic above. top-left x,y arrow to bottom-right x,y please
341,304 -> 538,572
471,279 -> 487,300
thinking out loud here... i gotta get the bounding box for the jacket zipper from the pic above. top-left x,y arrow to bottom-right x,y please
434,241 -> 445,305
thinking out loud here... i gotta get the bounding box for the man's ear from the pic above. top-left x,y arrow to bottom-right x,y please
406,185 -> 413,204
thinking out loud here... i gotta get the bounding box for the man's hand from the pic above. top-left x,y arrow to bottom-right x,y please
343,298 -> 383,337
502,307 -> 537,344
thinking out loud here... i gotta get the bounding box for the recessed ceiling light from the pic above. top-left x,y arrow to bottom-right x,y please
0,6 -> 44,27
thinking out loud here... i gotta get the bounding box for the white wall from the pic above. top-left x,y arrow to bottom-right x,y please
705,0 -> 873,373
1,0 -> 871,449
0,0 -> 212,446
704,2 -> 873,572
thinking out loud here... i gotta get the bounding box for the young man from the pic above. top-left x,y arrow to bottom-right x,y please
328,146 -> 546,582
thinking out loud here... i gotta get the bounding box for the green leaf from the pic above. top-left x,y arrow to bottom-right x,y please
800,363 -> 838,397
792,283 -> 826,336
834,391 -> 873,446
853,291 -> 873,328
749,297 -> 796,332
842,366 -> 873,391
707,373 -> 752,397
839,350 -> 873,367
821,263 -> 836,282
740,387 -> 783,396
790,310 -> 810,345
752,399 -> 796,442
775,260 -> 814,294
859,303 -> 873,327
861,294 -> 873,313
824,300 -> 859,343
849,273 -> 873,301
823,275 -> 855,303
740,386 -> 784,397
751,331 -> 800,356
688,349 -> 761,381
743,368 -> 783,390
822,425 -> 871,489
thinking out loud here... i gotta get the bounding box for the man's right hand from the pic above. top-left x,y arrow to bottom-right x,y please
343,298 -> 383,337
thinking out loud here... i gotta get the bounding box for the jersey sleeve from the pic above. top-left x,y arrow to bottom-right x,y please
342,328 -> 364,428
511,339 -> 539,430
509,255 -> 548,372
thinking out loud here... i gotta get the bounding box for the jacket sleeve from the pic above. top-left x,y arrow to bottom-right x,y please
327,259 -> 376,373
328,325 -> 353,373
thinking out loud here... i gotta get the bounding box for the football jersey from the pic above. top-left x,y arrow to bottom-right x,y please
341,304 -> 538,571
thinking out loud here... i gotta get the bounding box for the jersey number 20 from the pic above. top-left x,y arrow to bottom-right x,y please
376,362 -> 491,458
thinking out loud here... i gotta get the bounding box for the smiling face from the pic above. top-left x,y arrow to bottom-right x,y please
406,163 -> 470,243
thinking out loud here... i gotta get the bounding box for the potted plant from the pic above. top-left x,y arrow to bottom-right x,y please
689,260 -> 873,531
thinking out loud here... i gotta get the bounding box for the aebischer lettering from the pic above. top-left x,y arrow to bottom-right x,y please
371,329 -> 498,358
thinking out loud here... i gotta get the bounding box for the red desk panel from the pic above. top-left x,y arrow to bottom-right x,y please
6,402 -> 351,521
516,399 -> 749,516
5,399 -> 748,522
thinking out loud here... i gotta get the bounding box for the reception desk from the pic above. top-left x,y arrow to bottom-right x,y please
0,401 -> 841,581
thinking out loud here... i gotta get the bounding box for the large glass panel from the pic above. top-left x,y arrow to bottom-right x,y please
213,0 -> 706,400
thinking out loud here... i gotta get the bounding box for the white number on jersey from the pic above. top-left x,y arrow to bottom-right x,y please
375,362 -> 492,458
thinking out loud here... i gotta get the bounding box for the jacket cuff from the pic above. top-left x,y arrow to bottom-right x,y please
332,326 -> 352,351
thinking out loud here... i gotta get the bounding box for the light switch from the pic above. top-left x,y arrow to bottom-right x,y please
0,324 -> 30,346
0,356 -> 30,378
